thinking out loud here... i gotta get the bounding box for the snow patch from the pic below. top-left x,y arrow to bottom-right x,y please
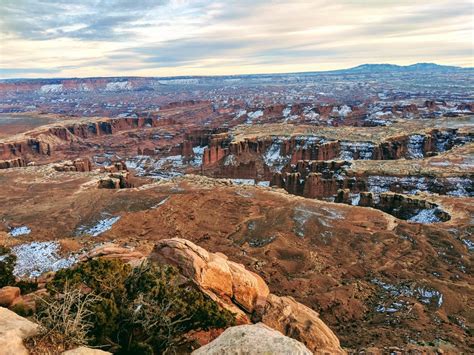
105,81 -> 132,91
407,135 -> 425,159
408,209 -> 442,224
339,141 -> 374,160
9,226 -> 31,237
11,241 -> 77,278
80,216 -> 121,236
246,110 -> 263,123
40,84 -> 63,93
263,142 -> 289,172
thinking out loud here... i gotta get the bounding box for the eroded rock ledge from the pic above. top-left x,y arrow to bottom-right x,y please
151,238 -> 345,354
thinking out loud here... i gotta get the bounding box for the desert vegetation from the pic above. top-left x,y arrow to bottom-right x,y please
0,252 -> 235,354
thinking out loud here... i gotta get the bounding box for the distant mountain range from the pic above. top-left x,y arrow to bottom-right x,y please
335,62 -> 469,74
0,63 -> 471,83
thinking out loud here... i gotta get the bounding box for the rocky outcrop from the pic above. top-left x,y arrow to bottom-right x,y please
151,238 -> 269,321
0,307 -> 40,355
151,238 -> 344,354
0,138 -> 51,161
359,192 -> 450,222
262,294 -> 343,354
98,171 -> 132,189
0,117 -> 163,161
192,323 -> 312,355
202,128 -> 471,181
0,158 -> 26,169
103,161 -> 128,173
80,243 -> 145,266
271,160 -> 364,199
53,158 -> 92,172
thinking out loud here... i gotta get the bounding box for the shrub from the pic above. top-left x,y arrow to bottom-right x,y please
35,284 -> 100,347
46,258 -> 235,354
0,246 -> 16,288
0,246 -> 38,294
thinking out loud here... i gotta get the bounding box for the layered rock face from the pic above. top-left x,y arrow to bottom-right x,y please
151,238 -> 345,354
53,158 -> 92,172
201,128 -> 471,181
271,160 -> 361,198
98,171 -> 132,189
192,323 -> 312,355
0,117 -> 162,161
0,157 -> 26,169
358,192 -> 451,222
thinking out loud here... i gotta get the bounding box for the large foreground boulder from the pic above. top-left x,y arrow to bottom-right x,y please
0,307 -> 40,355
263,294 -> 344,354
192,323 -> 312,355
151,238 -> 345,354
151,238 -> 269,322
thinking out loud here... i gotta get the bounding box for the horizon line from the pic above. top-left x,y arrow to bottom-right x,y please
1,62 -> 472,81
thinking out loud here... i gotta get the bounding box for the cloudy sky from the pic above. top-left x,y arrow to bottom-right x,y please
0,0 -> 472,78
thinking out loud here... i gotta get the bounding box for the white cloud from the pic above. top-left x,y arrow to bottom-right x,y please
0,0 -> 472,78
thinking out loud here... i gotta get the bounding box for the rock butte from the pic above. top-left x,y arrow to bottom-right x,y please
0,68 -> 472,353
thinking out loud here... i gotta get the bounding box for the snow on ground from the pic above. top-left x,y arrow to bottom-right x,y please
79,216 -> 121,237
190,146 -> 207,167
224,154 -> 237,166
263,141 -> 290,172
235,110 -> 247,119
407,135 -> 425,159
11,241 -> 77,278
40,84 -> 63,93
9,226 -> 31,237
230,179 -> 270,187
367,175 -> 472,197
230,179 -> 256,185
126,155 -> 185,180
351,193 -> 361,206
332,105 -> 352,117
293,207 -> 313,237
245,110 -> 263,123
462,239 -> 474,251
105,81 -> 132,91
372,278 -> 443,313
408,209 -> 442,224
339,141 -> 375,160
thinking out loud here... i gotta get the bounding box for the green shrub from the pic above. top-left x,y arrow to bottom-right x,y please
46,258 -> 235,354
0,246 -> 16,288
0,246 -> 38,294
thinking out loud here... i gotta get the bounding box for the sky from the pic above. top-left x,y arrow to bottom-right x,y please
0,0 -> 473,78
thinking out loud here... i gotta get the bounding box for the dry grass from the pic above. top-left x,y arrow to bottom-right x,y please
27,284 -> 101,353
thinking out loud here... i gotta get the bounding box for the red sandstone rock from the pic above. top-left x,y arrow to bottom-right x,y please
0,287 -> 20,307
262,294 -> 344,354
151,238 -> 344,354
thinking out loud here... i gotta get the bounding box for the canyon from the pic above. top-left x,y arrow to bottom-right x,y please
0,67 -> 472,353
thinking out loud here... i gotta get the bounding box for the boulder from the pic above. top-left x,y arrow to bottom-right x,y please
80,243 -> 145,266
10,289 -> 48,313
151,238 -> 269,320
0,286 -> 21,307
62,346 -> 112,355
0,306 -> 40,355
192,323 -> 312,355
262,294 -> 344,354
151,238 -> 345,354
